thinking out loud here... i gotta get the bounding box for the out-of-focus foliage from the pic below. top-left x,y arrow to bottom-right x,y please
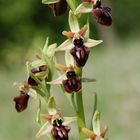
112,0 -> 140,37
0,0 -> 140,57
0,0 -> 68,61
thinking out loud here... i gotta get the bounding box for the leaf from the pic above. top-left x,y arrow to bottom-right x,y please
65,50 -> 74,67
42,0 -> 60,4
69,10 -> 79,32
85,38 -> 103,48
36,122 -> 52,137
47,96 -> 57,115
92,110 -> 100,135
56,39 -> 73,51
75,2 -> 92,15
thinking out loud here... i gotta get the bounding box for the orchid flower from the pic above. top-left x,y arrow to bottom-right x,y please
36,96 -> 77,140
75,0 -> 112,26
82,111 -> 110,140
56,11 -> 102,67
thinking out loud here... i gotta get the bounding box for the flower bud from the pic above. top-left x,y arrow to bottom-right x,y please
62,71 -> 81,93
28,65 -> 48,86
13,91 -> 29,112
71,38 -> 90,67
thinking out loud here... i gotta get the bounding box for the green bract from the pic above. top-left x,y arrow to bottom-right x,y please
42,37 -> 57,59
47,96 -> 57,115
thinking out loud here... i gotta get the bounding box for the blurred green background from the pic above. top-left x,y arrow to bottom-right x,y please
0,0 -> 140,139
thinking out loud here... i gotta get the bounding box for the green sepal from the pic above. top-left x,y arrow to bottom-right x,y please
47,96 -> 57,115
92,110 -> 101,135
56,39 -> 73,51
74,2 -> 92,15
69,10 -> 80,32
36,122 -> 52,137
46,73 -> 66,85
63,116 -> 77,125
84,39 -> 103,48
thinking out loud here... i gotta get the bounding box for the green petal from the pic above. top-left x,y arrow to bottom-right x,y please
92,110 -> 100,135
42,0 -> 60,4
36,122 -> 52,137
75,2 -> 92,15
56,39 -> 73,51
85,39 -> 103,48
82,77 -> 96,82
69,10 -> 80,32
65,50 -> 74,67
47,96 -> 57,115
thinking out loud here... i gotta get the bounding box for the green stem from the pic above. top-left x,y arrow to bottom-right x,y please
71,94 -> 78,112
30,73 -> 50,100
76,67 -> 86,139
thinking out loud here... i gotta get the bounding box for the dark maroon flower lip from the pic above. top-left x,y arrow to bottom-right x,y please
13,91 -> 30,112
48,0 -> 67,16
71,38 -> 90,67
51,118 -> 70,140
92,0 -> 112,26
28,76 -> 39,86
63,71 -> 81,93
